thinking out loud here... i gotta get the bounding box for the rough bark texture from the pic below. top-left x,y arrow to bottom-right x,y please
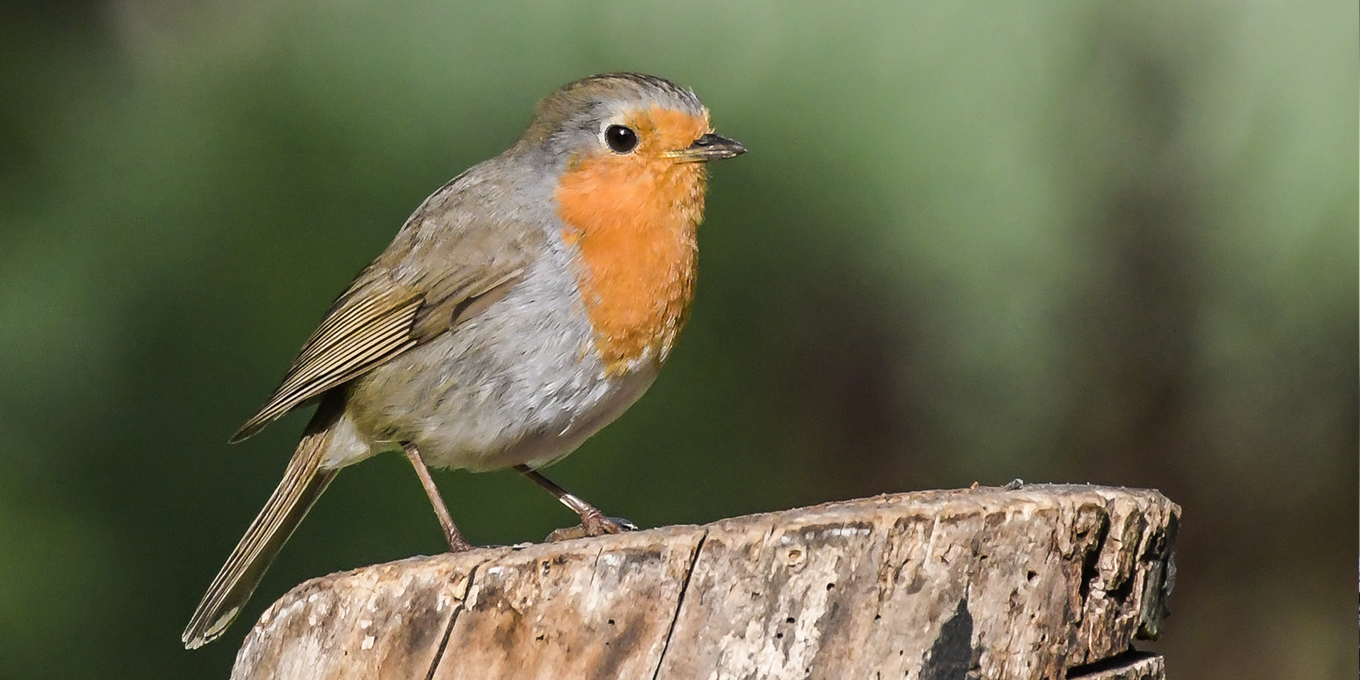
231,484 -> 1179,680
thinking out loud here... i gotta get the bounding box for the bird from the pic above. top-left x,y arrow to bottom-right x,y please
182,72 -> 745,648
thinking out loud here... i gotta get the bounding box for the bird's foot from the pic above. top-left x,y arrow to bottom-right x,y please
545,514 -> 638,542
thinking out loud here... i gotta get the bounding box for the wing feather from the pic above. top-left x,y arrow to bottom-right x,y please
229,164 -> 544,443
230,286 -> 423,442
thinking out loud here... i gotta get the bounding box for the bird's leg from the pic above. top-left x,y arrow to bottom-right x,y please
403,443 -> 473,552
513,464 -> 633,538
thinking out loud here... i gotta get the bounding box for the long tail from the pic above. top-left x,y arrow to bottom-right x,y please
182,396 -> 343,649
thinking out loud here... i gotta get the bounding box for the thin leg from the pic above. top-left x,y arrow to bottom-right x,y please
513,464 -> 624,537
404,443 -> 472,552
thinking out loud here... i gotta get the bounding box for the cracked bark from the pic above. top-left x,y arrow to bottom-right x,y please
229,485 -> 1178,680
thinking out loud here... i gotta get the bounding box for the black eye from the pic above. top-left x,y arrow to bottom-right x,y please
604,125 -> 638,153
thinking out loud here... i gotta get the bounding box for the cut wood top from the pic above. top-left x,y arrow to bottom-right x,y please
230,484 -> 1179,680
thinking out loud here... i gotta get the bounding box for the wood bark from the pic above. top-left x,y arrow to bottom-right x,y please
230,484 -> 1178,680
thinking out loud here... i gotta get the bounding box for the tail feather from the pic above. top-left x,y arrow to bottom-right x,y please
182,397 -> 343,649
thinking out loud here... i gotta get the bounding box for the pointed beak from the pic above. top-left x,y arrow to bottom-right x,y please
668,133 -> 747,162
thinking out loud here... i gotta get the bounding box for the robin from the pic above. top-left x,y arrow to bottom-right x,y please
182,72 -> 745,648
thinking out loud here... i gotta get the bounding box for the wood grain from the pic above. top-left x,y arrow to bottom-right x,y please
230,484 -> 1178,680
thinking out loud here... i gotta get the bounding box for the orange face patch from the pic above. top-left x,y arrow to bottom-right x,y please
556,106 -> 712,374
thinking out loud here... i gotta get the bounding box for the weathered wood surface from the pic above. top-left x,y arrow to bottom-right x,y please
231,484 -> 1178,680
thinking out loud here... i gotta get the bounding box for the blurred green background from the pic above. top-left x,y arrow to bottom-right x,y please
1,0 -> 1354,678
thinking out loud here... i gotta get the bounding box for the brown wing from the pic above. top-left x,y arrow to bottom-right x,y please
230,167 -> 544,442
231,256 -> 537,443
230,282 -> 425,442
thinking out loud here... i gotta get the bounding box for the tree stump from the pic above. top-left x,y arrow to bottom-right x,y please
230,484 -> 1178,680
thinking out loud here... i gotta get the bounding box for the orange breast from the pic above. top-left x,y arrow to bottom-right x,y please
555,107 -> 710,374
